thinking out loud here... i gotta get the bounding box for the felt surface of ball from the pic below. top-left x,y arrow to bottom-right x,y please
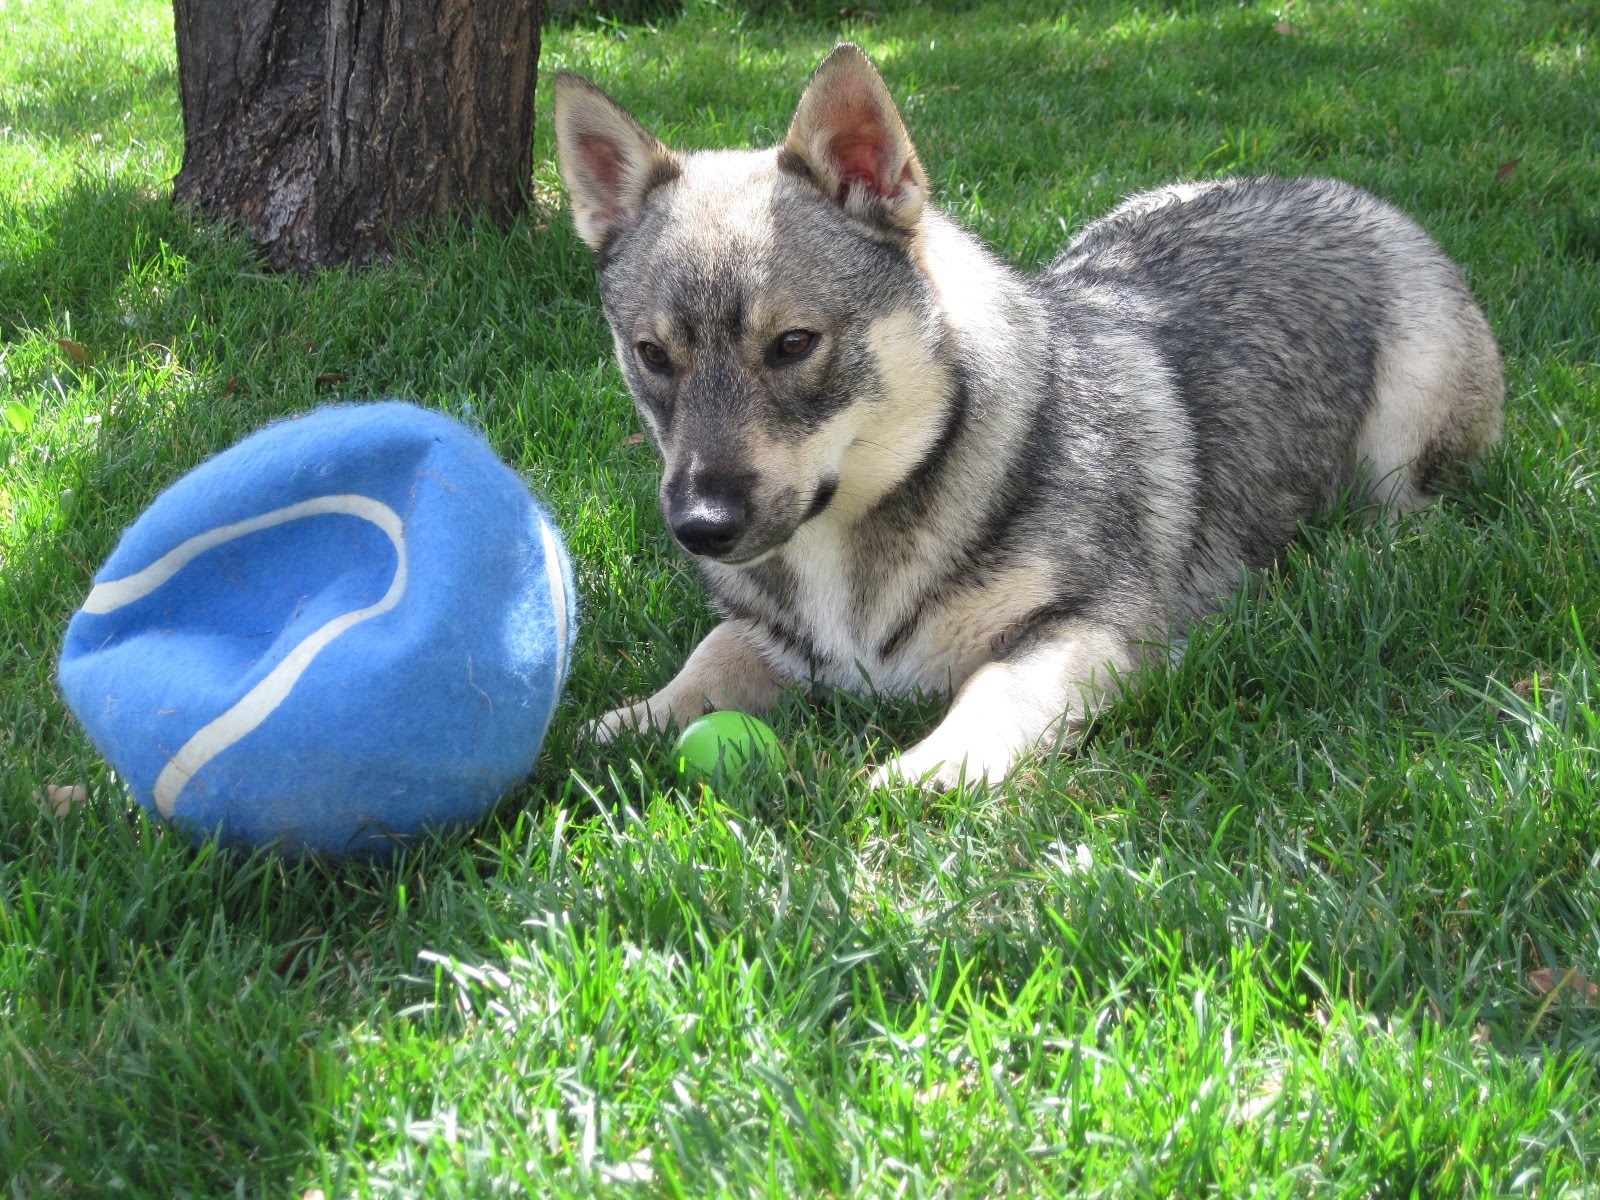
673,712 -> 782,782
58,401 -> 576,858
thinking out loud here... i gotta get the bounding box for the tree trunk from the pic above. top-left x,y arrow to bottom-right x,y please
173,0 -> 541,273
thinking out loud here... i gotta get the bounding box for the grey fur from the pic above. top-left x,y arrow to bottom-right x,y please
554,44 -> 1504,788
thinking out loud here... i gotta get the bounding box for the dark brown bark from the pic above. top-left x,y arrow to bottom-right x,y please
173,0 -> 541,273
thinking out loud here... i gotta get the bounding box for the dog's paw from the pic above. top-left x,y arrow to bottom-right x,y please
585,699 -> 662,745
867,756 -> 957,792
867,738 -> 1011,792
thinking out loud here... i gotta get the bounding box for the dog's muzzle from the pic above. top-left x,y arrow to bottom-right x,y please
665,471 -> 837,565
670,493 -> 750,559
665,467 -> 756,561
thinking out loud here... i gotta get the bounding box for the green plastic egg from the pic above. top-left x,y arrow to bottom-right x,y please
673,712 -> 782,782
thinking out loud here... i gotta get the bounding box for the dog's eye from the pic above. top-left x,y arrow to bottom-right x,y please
769,329 -> 816,365
637,341 -> 672,372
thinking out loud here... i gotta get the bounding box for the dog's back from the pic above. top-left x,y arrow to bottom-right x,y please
1039,175 -> 1504,615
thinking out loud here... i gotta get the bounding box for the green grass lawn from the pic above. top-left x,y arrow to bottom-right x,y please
3,0 -> 1599,1193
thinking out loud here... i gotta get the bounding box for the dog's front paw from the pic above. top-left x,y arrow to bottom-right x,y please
867,754 -> 959,792
867,737 -> 1013,792
585,699 -> 666,745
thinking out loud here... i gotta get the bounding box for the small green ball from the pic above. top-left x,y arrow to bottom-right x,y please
673,712 -> 782,782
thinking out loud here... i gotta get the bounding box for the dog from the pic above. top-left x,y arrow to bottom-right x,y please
552,43 -> 1504,789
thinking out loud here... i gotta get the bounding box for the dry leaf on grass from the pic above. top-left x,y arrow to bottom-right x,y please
43,784 -> 88,817
1512,672 -> 1552,698
1527,967 -> 1600,1005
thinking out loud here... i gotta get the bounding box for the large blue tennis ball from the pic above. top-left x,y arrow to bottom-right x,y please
58,401 -> 575,858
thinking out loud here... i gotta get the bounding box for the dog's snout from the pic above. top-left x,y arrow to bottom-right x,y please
667,472 -> 753,560
672,502 -> 747,558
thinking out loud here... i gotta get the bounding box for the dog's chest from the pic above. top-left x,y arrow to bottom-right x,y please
734,522 -> 1056,697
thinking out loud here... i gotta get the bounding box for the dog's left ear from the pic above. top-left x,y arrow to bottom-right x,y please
783,44 -> 929,233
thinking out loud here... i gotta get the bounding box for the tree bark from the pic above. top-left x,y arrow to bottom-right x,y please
173,0 -> 541,273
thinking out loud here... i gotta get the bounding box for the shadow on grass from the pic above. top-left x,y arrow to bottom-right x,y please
5,0 -> 1598,1187
0,178 -> 230,791
1,175 -> 189,337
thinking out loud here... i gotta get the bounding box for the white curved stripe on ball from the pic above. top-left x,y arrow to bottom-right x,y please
83,494 -> 402,615
83,494 -> 408,818
538,518 -> 570,684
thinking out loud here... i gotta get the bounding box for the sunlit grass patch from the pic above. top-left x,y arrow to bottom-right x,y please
3,0 -> 1597,1193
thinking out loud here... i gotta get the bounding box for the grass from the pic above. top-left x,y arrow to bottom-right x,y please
2,0 -> 1598,1193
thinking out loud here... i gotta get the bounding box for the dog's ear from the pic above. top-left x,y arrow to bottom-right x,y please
553,73 -> 680,254
783,43 -> 929,233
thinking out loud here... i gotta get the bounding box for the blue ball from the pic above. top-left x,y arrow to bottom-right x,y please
58,401 -> 576,858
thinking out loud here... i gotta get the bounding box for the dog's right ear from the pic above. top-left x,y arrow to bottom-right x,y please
553,74 -> 680,254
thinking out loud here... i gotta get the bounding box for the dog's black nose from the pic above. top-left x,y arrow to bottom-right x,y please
670,494 -> 750,559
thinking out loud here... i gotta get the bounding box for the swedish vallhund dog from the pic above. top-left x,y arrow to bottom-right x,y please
554,44 -> 1504,788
